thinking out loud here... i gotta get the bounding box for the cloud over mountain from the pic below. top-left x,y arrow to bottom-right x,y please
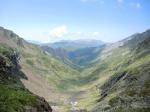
49,25 -> 68,38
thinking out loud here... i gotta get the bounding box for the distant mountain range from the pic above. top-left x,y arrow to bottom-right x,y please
43,39 -> 105,51
41,39 -> 106,69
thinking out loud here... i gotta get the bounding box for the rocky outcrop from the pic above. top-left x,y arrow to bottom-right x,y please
10,50 -> 21,69
98,71 -> 128,101
42,46 -> 69,60
0,26 -> 19,41
0,49 -> 53,112
0,26 -> 26,48
25,97 -> 52,112
0,55 -> 10,81
96,62 -> 150,112
17,38 -> 25,47
71,109 -> 88,112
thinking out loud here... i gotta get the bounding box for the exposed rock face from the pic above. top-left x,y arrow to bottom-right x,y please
91,32 -> 150,112
25,97 -> 52,112
42,46 -> 69,61
0,26 -> 26,48
17,38 -> 25,47
36,97 -> 53,112
0,55 -> 10,81
0,27 -> 19,39
95,62 -> 150,112
10,50 -> 21,69
0,50 -> 53,112
71,109 -> 88,112
98,72 -> 128,101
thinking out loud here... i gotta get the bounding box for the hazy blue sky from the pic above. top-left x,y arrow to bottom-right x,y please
0,0 -> 150,42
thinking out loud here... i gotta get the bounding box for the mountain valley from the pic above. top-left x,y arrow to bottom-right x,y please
0,26 -> 150,112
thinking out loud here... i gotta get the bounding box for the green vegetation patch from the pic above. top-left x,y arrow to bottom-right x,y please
26,59 -> 34,66
0,44 -> 14,65
0,84 -> 36,112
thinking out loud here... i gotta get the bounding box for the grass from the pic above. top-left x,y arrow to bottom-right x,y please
0,44 -> 14,65
0,44 -> 45,112
26,59 -> 34,66
19,43 -> 80,91
112,107 -> 150,112
0,84 -> 36,112
71,39 -> 150,111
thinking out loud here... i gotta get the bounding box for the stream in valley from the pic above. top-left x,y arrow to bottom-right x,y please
69,91 -> 86,112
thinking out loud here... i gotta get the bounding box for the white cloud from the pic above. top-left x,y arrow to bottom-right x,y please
49,25 -> 67,38
76,32 -> 82,34
93,32 -> 100,36
48,25 -> 101,41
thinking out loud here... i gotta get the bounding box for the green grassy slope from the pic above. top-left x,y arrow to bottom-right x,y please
0,44 -> 52,112
68,46 -> 105,68
20,43 -> 79,90
0,27 -> 80,111
0,27 -> 79,91
72,30 -> 150,112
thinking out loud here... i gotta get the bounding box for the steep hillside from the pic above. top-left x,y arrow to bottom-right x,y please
74,30 -> 150,112
68,46 -> 105,67
0,27 -> 80,111
41,29 -> 150,112
0,26 -> 80,88
41,46 -> 79,70
0,44 -> 52,112
41,43 -> 105,69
